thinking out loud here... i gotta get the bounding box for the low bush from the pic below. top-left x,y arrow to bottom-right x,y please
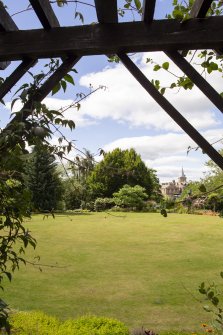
10,311 -> 60,335
94,198 -> 115,212
9,312 -> 129,335
59,315 -> 129,335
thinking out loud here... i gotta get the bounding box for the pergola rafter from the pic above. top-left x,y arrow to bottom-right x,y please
1,0 -> 223,170
142,0 -> 156,23
0,2 -> 18,70
0,18 -> 223,61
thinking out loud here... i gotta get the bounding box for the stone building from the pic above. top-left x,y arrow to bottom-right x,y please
161,169 -> 187,199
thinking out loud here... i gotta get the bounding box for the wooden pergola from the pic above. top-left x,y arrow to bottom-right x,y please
0,0 -> 223,169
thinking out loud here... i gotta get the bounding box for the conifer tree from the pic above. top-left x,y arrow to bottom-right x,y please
25,143 -> 62,211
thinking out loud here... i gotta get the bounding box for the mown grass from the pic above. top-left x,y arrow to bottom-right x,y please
2,213 -> 223,333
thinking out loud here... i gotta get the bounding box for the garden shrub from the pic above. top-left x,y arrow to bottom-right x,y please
58,315 -> 130,335
94,198 -> 115,212
9,312 -> 129,335
10,310 -> 60,335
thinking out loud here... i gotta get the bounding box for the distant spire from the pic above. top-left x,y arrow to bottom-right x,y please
181,167 -> 185,177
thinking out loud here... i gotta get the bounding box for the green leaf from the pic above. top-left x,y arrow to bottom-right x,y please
161,209 -> 167,217
170,83 -> 176,89
134,0 -> 141,10
153,65 -> 161,71
124,3 -> 130,8
155,80 -> 160,89
210,62 -> 218,71
68,120 -> 75,130
70,68 -> 78,74
199,184 -> 206,193
212,296 -> 219,306
4,272 -> 12,282
172,9 -> 184,20
60,80 -> 67,92
75,11 -> 84,23
11,98 -> 19,110
52,82 -> 61,95
203,305 -> 211,312
162,62 -> 169,71
160,87 -> 166,95
64,74 -> 75,85
207,291 -> 214,299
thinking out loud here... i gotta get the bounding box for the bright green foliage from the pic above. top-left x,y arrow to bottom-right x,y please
94,197 -> 115,211
9,312 -> 129,335
113,184 -> 148,211
25,143 -> 63,211
10,311 -> 60,335
0,144 -> 36,288
59,315 -> 129,335
87,148 -> 159,200
198,273 -> 223,333
62,149 -> 95,209
63,178 -> 86,210
179,181 -> 201,200
147,1 -> 223,96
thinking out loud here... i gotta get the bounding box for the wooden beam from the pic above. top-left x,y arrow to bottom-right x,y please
0,2 -> 18,31
190,0 -> 222,55
0,0 -> 63,97
0,61 -> 10,70
0,59 -> 37,100
190,0 -> 213,18
0,17 -> 222,61
142,0 -> 156,23
94,0 -> 118,23
181,0 -> 222,56
29,0 -> 60,29
10,56 -> 81,123
0,2 -> 18,69
165,51 -> 223,114
118,53 -> 223,170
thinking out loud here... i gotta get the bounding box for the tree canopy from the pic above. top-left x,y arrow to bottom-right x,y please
25,143 -> 63,211
86,148 -> 160,199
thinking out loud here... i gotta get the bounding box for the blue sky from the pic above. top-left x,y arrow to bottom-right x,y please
1,0 -> 223,182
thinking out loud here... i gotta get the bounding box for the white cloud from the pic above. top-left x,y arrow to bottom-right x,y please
79,52 -> 221,132
3,52 -> 222,183
102,129 -> 223,182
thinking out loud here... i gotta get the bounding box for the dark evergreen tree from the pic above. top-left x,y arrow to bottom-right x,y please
25,143 -> 63,211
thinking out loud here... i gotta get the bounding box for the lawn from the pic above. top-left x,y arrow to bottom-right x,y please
2,212 -> 223,333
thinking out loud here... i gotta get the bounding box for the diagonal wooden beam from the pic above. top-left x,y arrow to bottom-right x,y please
0,59 -> 37,101
190,0 -> 213,18
0,18 -> 223,61
0,1 -> 61,99
190,0 -> 222,55
29,0 -> 60,29
0,3 -> 18,31
0,2 -> 18,69
118,53 -> 223,170
94,0 -> 118,23
165,51 -> 223,114
142,0 -> 156,23
10,56 -> 81,123
181,0 -> 222,56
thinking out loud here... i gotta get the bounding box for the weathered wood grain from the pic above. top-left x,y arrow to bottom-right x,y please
0,18 -> 222,61
142,0 -> 156,23
94,0 -> 118,23
29,0 -> 60,29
